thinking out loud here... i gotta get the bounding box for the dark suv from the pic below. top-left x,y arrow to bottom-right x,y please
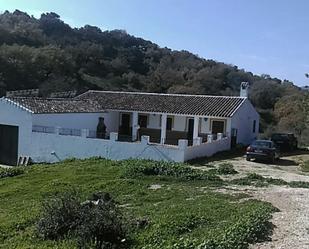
271,133 -> 298,151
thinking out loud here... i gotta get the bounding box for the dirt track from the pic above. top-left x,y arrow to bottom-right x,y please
199,151 -> 309,249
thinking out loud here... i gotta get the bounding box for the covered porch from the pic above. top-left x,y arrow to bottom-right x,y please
113,111 -> 230,146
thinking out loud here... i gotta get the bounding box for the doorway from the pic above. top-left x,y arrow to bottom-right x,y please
0,124 -> 18,165
120,113 -> 131,136
187,118 -> 194,145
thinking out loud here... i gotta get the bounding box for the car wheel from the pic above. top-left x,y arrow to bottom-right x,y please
270,156 -> 275,164
246,156 -> 250,161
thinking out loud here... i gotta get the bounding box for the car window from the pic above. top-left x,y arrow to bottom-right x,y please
272,134 -> 288,140
252,141 -> 272,148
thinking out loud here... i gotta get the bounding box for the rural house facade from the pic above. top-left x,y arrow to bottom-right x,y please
0,87 -> 259,165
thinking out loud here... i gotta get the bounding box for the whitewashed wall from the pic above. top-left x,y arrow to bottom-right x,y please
146,114 -> 212,133
0,99 -> 33,158
29,130 -> 231,163
30,132 -> 185,163
32,111 -> 119,134
184,137 -> 231,161
231,99 -> 259,145
147,114 -> 161,129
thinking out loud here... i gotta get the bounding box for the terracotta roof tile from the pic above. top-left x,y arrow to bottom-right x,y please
76,91 -> 246,117
5,91 -> 246,117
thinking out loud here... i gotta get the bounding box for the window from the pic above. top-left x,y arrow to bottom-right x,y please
211,120 -> 225,134
166,117 -> 173,130
253,120 -> 256,133
138,115 -> 148,128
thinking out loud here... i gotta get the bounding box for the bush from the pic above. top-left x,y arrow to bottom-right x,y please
121,160 -> 222,183
300,160 -> 309,172
216,163 -> 238,175
0,167 -> 24,179
37,191 -> 128,248
36,191 -> 81,240
288,181 -> 309,189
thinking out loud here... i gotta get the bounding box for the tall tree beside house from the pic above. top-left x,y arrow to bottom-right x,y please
274,93 -> 309,145
0,10 -> 307,142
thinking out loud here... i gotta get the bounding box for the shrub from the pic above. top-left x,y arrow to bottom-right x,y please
121,160 -> 222,183
216,163 -> 238,175
288,181 -> 309,189
36,191 -> 81,240
37,191 -> 128,248
0,167 -> 24,179
231,173 -> 287,187
300,160 -> 309,172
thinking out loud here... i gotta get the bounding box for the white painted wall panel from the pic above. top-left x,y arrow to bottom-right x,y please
30,132 -> 185,163
231,99 -> 259,145
0,99 -> 33,158
32,111 -> 119,134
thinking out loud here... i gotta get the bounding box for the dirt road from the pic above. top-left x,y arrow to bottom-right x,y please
199,151 -> 309,249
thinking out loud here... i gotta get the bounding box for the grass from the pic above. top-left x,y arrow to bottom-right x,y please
231,173 -> 309,189
0,159 -> 276,249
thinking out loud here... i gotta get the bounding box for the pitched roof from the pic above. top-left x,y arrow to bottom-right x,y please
3,97 -> 103,114
76,91 -> 246,117
3,91 -> 247,117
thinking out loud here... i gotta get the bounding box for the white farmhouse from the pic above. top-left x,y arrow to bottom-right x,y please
0,86 -> 259,165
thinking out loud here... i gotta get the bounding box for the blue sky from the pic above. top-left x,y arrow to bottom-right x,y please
1,0 -> 309,86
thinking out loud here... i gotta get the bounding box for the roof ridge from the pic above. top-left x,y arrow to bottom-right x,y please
82,90 -> 247,99
7,96 -> 90,101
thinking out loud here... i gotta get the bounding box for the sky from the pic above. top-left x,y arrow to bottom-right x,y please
0,0 -> 309,86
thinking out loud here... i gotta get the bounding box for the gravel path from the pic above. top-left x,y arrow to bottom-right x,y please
249,186 -> 309,249
199,151 -> 309,249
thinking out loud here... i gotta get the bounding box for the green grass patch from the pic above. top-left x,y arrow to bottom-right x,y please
0,159 -> 276,249
216,163 -> 238,175
231,173 -> 309,189
121,159 -> 223,184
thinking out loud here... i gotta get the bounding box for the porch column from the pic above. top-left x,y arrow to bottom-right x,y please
160,113 -> 167,144
132,111 -> 139,141
193,116 -> 200,140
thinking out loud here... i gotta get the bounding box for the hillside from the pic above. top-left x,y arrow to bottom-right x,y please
0,10 -> 308,143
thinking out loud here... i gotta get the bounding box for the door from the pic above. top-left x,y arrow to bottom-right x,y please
231,128 -> 238,148
187,118 -> 194,144
120,113 -> 131,135
138,115 -> 148,128
0,124 -> 18,166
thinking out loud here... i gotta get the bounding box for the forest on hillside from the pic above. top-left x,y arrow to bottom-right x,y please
0,10 -> 308,144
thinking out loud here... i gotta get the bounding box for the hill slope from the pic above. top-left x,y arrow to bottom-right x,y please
0,10 -> 308,141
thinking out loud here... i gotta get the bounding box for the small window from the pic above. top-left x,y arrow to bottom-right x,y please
166,117 -> 173,130
253,120 -> 256,133
138,115 -> 148,128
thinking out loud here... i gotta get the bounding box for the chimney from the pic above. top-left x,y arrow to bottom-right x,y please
240,82 -> 249,97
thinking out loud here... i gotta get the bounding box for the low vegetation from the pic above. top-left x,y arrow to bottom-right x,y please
0,158 -> 277,249
0,167 -> 24,179
231,173 -> 309,189
37,191 -> 128,248
121,159 -> 222,183
300,160 -> 309,172
216,163 -> 238,175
